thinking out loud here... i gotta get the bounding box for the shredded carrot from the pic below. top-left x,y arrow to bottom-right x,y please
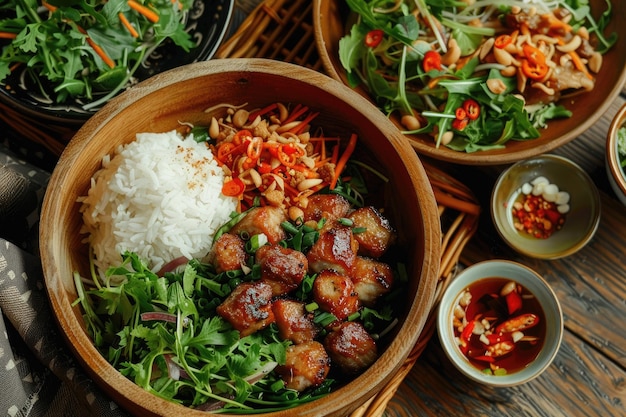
289,111 -> 320,135
119,12 -> 139,38
283,182 -> 300,198
282,104 -> 309,125
546,14 -> 572,34
128,0 -> 159,23
291,164 -> 319,179
248,103 -> 278,122
568,50 -> 593,80
0,32 -> 17,39
42,1 -> 56,12
314,157 -> 333,168
87,38 -> 116,68
77,26 -> 115,68
330,133 -> 358,190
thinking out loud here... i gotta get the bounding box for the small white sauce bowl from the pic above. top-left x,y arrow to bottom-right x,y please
437,260 -> 563,387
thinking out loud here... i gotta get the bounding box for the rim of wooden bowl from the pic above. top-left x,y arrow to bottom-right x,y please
606,103 -> 626,198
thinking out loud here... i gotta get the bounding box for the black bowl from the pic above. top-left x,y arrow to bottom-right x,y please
0,0 -> 235,126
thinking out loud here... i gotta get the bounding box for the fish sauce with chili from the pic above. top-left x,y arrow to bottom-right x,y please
455,277 -> 546,375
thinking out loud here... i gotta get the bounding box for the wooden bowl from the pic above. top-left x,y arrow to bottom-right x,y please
606,103 -> 626,206
39,59 -> 441,417
313,0 -> 626,165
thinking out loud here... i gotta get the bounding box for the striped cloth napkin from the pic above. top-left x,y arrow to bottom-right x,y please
0,146 -> 128,417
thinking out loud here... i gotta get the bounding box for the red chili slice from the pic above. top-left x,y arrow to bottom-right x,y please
494,34 -> 513,49
364,29 -> 384,48
455,107 -> 467,120
452,117 -> 468,131
422,50 -> 442,72
521,59 -> 549,80
222,177 -> 245,197
462,98 -> 481,120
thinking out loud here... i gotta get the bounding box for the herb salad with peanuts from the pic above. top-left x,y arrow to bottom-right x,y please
74,101 -> 407,412
339,0 -> 617,153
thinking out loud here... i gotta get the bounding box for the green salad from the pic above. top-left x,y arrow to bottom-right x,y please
0,0 -> 194,108
339,0 -> 617,152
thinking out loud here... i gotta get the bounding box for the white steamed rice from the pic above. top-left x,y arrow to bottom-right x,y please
78,130 -> 238,274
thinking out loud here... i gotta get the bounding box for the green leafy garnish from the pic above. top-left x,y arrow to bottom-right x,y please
74,215 -> 405,412
0,0 -> 195,108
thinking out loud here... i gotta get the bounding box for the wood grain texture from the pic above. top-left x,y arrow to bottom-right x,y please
387,333 -> 625,417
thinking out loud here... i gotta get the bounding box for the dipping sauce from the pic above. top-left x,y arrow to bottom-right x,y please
452,277 -> 546,375
511,176 -> 570,239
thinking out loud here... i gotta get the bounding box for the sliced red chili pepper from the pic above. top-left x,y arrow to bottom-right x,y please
505,290 -> 523,315
222,177 -> 245,197
264,142 -> 280,158
233,129 -> 253,145
482,333 -> 514,345
278,144 -> 297,167
257,161 -> 272,174
521,59 -> 549,80
216,142 -> 236,164
460,320 -> 476,342
522,44 -> 546,65
462,98 -> 481,120
246,136 -> 263,160
422,50 -> 442,72
280,142 -> 303,156
364,29 -> 384,48
452,117 -> 468,131
494,34 -> 513,49
455,107 -> 467,120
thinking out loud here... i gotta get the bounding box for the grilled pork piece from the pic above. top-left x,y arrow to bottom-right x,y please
205,233 -> 247,274
312,269 -> 360,321
350,256 -> 394,306
302,194 -> 351,223
216,281 -> 275,337
275,341 -> 330,391
272,299 -> 319,344
346,206 -> 396,258
307,221 -> 359,275
324,321 -> 378,375
230,206 -> 287,244
256,244 -> 308,296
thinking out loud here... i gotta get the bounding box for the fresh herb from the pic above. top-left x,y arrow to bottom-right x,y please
74,216 -> 403,412
0,0 -> 195,108
339,0 -> 616,153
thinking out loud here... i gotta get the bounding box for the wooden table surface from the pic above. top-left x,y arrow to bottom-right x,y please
2,1 -> 623,415
386,88 -> 626,416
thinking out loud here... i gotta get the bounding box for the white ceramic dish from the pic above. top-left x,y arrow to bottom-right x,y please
437,260 -> 563,387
